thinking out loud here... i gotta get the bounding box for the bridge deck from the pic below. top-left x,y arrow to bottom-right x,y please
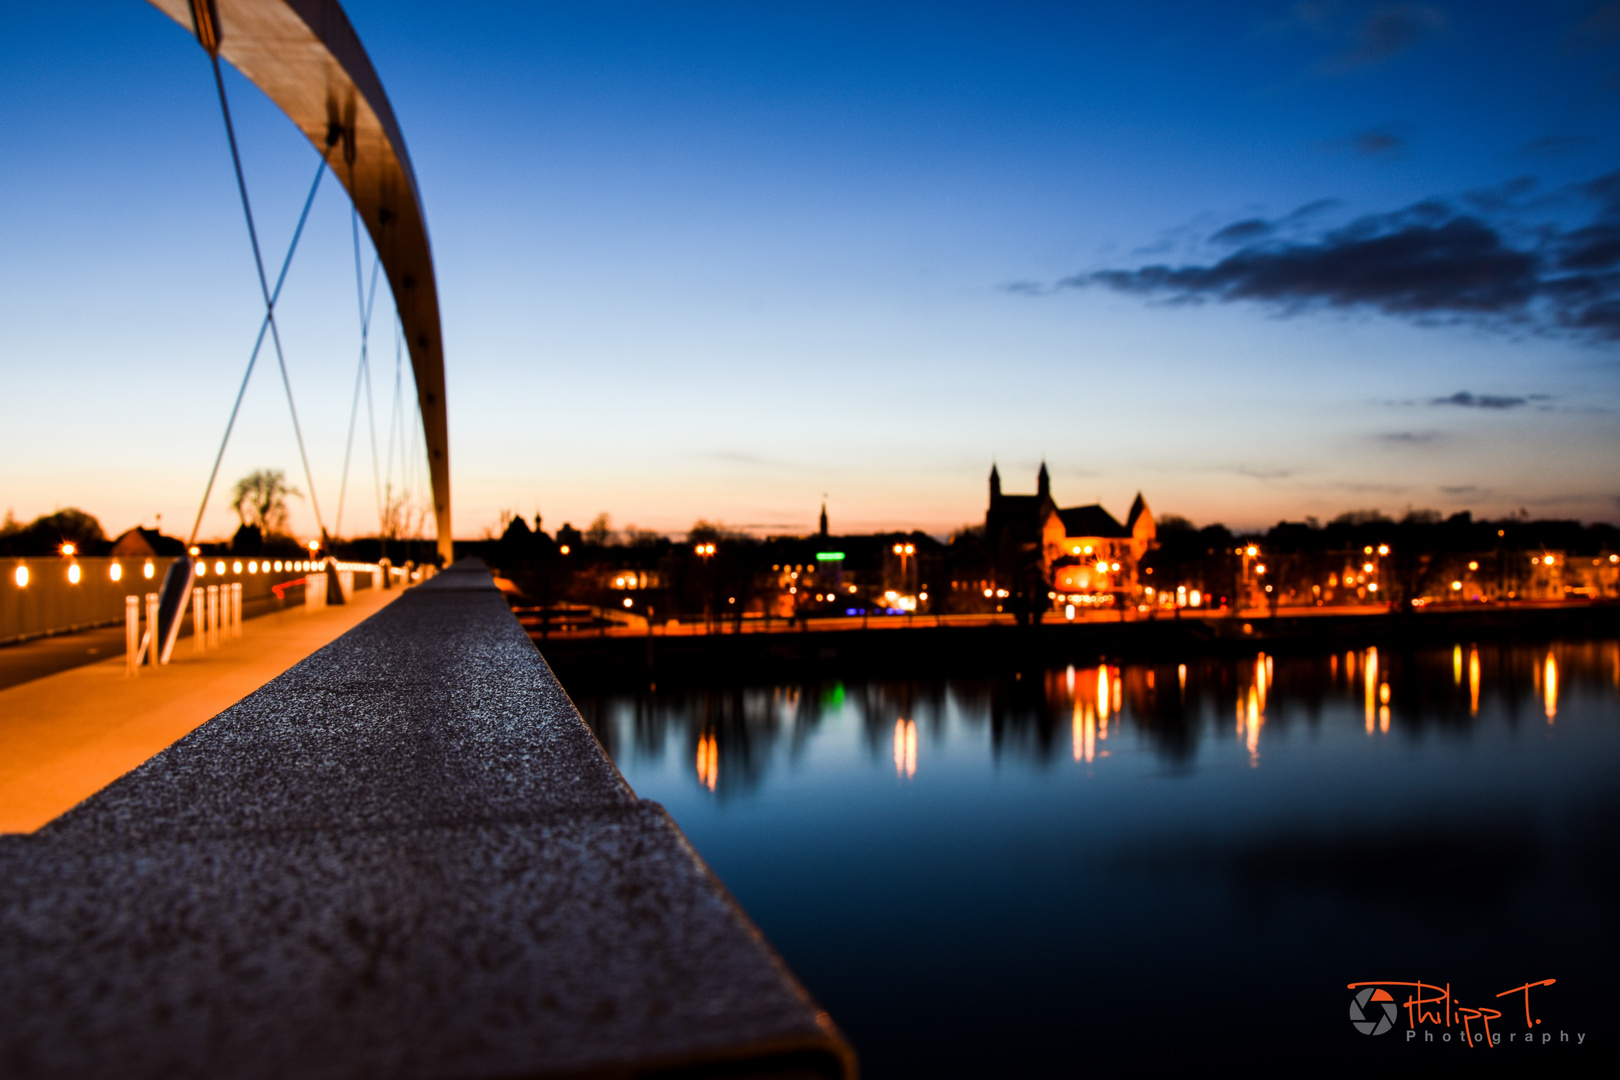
0,561 -> 851,1079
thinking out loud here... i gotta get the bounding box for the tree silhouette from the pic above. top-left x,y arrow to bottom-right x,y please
232,469 -> 302,535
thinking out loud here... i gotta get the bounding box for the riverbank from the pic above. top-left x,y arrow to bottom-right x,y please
535,603 -> 1620,689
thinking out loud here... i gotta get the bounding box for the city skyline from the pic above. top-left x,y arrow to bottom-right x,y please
3,1 -> 1617,542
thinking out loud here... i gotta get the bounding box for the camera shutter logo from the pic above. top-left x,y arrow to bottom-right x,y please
1350,987 -> 1398,1035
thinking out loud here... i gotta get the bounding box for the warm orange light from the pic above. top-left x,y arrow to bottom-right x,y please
560,545 -> 571,555
1377,545 -> 1389,556
214,560 -> 226,575
232,561 -> 243,574
61,543 -> 76,557
1246,546 -> 1258,557
904,544 -> 914,554
12,566 -> 27,588
143,561 -> 155,579
307,540 -> 319,552
1110,561 -> 1120,571
1255,564 -> 1266,575
189,546 -> 200,556
1095,561 -> 1108,573
622,597 -> 633,608
196,563 -> 206,577
1368,582 -> 1378,592
109,563 -> 123,582
892,544 -> 902,554
67,563 -> 81,584
1189,590 -> 1201,607
1468,560 -> 1478,571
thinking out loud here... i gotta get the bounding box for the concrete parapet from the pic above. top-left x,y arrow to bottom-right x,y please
0,559 -> 852,1079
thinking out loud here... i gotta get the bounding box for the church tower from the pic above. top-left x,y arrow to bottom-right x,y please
819,502 -> 829,538
1037,460 -> 1050,501
989,463 -> 1001,505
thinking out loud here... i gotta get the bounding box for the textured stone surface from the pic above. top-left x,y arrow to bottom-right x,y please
0,562 -> 850,1079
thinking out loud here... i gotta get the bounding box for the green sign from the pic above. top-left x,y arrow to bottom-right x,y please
815,552 -> 845,561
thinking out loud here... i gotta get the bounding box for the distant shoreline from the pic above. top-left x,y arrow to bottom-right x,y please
536,603 -> 1620,689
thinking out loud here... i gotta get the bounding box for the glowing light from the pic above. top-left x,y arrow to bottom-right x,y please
307,540 -> 319,552
559,545 -> 571,555
1072,546 -> 1082,555
232,561 -> 242,574
623,597 -> 633,608
1453,645 -> 1463,685
1379,682 -> 1390,705
1363,563 -> 1375,573
1255,564 -> 1266,575
1377,545 -> 1389,556
109,563 -> 122,582
1095,561 -> 1108,573
983,588 -> 993,598
1246,546 -> 1258,557
214,561 -> 226,575
814,551 -> 843,561
1083,545 -> 1093,554
248,561 -> 257,573
1110,561 -> 1120,571
1178,663 -> 1187,690
1379,705 -> 1390,733
196,563 -> 206,577
893,719 -> 917,778
61,543 -> 76,557
918,591 -> 927,601
1452,581 -> 1463,591
893,544 -> 903,554
1368,583 -> 1378,593
1364,647 -> 1379,734
1469,647 -> 1480,716
1364,546 -> 1373,555
273,561 -> 282,571
1468,561 -> 1479,571
1544,652 -> 1557,722
1065,604 -> 1075,620
696,732 -> 718,791
189,546 -> 200,556
904,544 -> 914,555
13,566 -> 27,588
1189,590 -> 1202,607
143,561 -> 154,579
67,563 -> 81,584
1097,668 -> 1109,722
1073,697 -> 1095,764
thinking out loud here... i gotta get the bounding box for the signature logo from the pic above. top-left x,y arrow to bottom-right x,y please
1344,979 -> 1584,1048
1350,986 -> 1398,1035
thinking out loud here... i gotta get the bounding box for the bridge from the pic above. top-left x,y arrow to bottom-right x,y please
0,3 -> 853,1077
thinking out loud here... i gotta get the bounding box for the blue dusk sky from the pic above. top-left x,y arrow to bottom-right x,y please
2,1 -> 1617,543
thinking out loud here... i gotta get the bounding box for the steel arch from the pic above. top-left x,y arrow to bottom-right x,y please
148,0 -> 452,563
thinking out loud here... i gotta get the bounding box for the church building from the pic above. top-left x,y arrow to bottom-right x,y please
983,463 -> 1156,598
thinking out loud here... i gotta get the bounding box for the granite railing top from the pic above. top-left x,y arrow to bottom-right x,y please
0,560 -> 853,1080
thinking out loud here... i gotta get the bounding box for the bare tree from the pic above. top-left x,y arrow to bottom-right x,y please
232,469 -> 302,535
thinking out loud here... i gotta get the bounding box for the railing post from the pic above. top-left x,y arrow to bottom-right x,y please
193,587 -> 206,653
145,592 -> 159,668
125,595 -> 140,676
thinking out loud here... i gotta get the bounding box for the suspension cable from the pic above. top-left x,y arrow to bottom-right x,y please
335,239 -> 380,538
205,50 -> 328,543
186,150 -> 330,548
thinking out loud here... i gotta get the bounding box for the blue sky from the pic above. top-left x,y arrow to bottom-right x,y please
2,1 -> 1617,542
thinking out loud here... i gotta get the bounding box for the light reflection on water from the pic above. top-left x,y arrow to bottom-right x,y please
574,639 -> 1620,1074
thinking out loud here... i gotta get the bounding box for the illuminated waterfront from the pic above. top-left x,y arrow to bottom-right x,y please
579,638 -> 1620,1072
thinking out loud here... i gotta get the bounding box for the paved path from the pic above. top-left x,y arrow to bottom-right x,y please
0,585 -> 400,834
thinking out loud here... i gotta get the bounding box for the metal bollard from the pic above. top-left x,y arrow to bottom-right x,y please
126,595 -> 140,676
145,592 -> 159,667
207,585 -> 219,649
193,587 -> 206,652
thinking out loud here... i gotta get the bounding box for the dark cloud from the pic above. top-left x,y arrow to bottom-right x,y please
1440,485 -> 1480,494
1330,4 -> 1447,69
1430,391 -> 1529,408
1353,130 -> 1405,157
1378,431 -> 1442,443
1211,218 -> 1273,244
1519,135 -> 1595,157
1049,170 -> 1620,343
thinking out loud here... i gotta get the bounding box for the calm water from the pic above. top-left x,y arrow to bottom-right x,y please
575,639 -> 1620,1073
